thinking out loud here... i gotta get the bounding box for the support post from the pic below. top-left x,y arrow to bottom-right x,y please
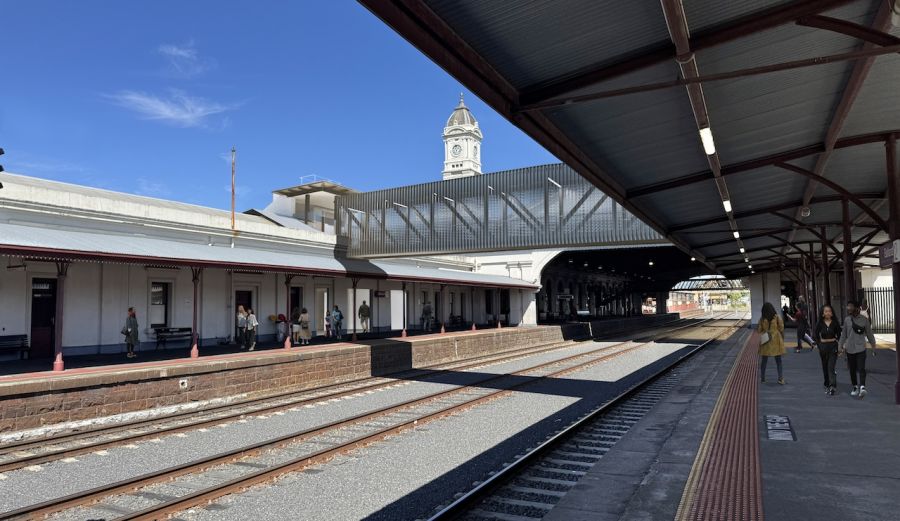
401,282 -> 408,338
821,226 -> 831,308
284,274 -> 294,349
841,198 -> 855,309
808,247 -> 818,332
52,261 -> 70,372
471,289 -> 476,330
352,278 -> 359,342
190,267 -> 202,359
884,136 -> 900,404
440,284 -> 446,334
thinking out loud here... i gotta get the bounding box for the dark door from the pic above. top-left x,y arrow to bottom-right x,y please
290,287 -> 302,315
30,278 -> 57,358
235,290 -> 253,338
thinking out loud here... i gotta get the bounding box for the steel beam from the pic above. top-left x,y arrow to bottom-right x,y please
517,0 -> 855,105
797,15 -> 900,47
841,199 -> 855,308
884,135 -> 900,403
627,130 -> 899,198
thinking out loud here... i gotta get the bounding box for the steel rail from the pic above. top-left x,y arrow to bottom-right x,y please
2,340 -> 644,521
2,314 -> 730,520
0,338 -> 586,471
0,315 -> 707,471
427,314 -> 749,520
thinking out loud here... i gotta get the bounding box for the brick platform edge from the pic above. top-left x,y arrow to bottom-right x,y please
674,330 -> 763,521
0,324 -> 590,434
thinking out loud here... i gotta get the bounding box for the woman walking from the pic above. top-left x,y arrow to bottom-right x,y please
123,307 -> 139,359
757,302 -> 785,385
839,300 -> 877,398
291,307 -> 302,346
814,305 -> 841,396
298,307 -> 312,345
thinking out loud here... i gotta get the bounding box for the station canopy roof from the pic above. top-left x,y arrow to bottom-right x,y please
0,222 -> 537,289
360,0 -> 899,278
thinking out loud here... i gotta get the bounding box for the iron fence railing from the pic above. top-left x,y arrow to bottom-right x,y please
859,287 -> 895,334
335,164 -> 665,258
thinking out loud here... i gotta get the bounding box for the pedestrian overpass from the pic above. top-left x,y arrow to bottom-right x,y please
335,163 -> 669,258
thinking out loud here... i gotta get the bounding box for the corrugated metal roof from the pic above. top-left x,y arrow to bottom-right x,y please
427,0 -> 671,89
839,51 -> 900,137
0,223 -> 537,288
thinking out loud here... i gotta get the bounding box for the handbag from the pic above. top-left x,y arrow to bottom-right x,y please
121,327 -> 129,336
760,331 -> 771,345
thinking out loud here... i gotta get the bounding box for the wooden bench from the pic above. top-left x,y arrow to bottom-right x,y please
153,327 -> 194,349
0,334 -> 30,359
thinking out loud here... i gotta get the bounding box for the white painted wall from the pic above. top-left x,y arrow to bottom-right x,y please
859,268 -> 893,288
749,272 -> 781,325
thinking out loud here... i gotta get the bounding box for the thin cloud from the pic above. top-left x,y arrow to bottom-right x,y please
135,177 -> 171,197
105,89 -> 237,128
158,40 -> 215,77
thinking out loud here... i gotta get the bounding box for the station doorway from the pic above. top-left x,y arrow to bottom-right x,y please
30,278 -> 57,358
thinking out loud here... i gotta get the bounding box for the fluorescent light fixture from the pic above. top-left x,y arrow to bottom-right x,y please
648,261 -> 654,266
739,247 -> 745,254
751,270 -> 755,274
733,231 -> 740,239
723,199 -> 732,213
748,265 -> 753,269
744,257 -> 749,263
699,127 -> 716,155
691,257 -> 696,261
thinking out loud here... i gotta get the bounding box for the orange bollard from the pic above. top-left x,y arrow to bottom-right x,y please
440,323 -> 446,334
471,322 -> 477,331
284,335 -> 292,349
401,328 -> 407,338
190,342 -> 199,359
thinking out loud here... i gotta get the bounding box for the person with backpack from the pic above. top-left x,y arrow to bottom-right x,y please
246,308 -> 259,351
757,302 -> 786,385
839,300 -> 877,398
814,305 -> 841,396
331,305 -> 344,340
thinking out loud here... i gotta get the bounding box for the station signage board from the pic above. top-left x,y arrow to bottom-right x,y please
373,290 -> 387,298
879,240 -> 898,268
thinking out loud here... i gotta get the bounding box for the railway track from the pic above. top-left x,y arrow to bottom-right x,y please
1,314 -> 732,521
0,314 -> 720,474
427,313 -> 749,521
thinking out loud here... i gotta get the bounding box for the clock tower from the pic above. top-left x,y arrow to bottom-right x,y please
442,94 -> 483,180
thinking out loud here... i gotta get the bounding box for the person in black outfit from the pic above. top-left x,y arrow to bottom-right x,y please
814,304 -> 841,396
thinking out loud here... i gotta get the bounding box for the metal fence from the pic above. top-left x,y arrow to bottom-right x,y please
335,164 -> 666,258
859,287 -> 895,334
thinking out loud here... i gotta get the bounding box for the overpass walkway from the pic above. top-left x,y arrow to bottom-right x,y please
335,164 -> 669,258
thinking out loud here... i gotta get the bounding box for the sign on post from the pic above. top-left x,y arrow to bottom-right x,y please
879,241 -> 897,269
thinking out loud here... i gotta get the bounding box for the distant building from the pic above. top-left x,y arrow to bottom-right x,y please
442,94 -> 483,180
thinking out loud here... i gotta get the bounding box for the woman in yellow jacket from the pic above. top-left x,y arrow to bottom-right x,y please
757,302 -> 786,384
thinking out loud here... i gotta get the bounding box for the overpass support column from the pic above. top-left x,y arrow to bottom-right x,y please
656,292 -> 668,315
884,136 -> 900,404
821,227 -> 831,309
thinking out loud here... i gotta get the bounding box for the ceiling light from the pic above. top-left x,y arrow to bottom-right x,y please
751,270 -> 755,274
722,199 -> 732,213
648,261 -> 654,266
745,257 -> 749,263
583,262 -> 589,267
748,265 -> 753,269
699,127 -> 716,155
800,206 -> 811,218
691,257 -> 696,261
740,247 -> 745,254
733,231 -> 740,239
568,259 -> 573,263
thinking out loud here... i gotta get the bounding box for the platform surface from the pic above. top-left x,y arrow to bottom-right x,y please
544,329 -> 900,521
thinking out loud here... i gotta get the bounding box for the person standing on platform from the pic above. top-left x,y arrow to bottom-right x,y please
331,305 -> 344,340
422,301 -> 434,332
123,307 -> 139,359
246,308 -> 258,351
814,305 -> 841,396
236,305 -> 248,350
358,300 -> 370,334
291,307 -> 301,346
839,300 -> 877,398
757,302 -> 785,385
298,308 -> 311,345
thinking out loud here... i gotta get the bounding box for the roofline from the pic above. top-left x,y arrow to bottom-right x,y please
0,245 -> 538,290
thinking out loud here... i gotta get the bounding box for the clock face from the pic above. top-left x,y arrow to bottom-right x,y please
451,144 -> 462,157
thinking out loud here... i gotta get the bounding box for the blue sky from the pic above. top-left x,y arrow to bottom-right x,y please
1,1 -> 556,210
